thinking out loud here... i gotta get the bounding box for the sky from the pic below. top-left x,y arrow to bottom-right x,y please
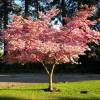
14,0 -> 22,6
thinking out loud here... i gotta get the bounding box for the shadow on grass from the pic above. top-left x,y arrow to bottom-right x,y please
0,88 -> 62,93
58,97 -> 100,100
0,96 -> 30,100
0,88 -> 49,92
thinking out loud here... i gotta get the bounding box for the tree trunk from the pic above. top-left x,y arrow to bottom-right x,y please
24,0 -> 29,18
48,63 -> 56,91
34,0 -> 39,19
3,1 -> 8,29
41,62 -> 56,92
48,72 -> 53,91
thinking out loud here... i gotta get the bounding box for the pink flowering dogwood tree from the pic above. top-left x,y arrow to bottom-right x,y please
2,8 -> 100,91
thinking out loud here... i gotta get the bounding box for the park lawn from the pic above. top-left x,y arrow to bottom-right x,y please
0,80 -> 100,100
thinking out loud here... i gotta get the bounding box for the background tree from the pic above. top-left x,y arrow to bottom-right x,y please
0,0 -> 4,29
0,0 -> 12,29
11,0 -> 23,16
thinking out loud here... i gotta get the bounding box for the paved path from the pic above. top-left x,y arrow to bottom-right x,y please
0,74 -> 100,83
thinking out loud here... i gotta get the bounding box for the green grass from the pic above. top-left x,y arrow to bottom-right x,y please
0,80 -> 100,100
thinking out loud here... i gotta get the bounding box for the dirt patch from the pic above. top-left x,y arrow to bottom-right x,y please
0,82 -> 33,89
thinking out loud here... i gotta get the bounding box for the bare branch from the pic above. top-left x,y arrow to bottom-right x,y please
51,63 -> 56,75
41,61 -> 50,75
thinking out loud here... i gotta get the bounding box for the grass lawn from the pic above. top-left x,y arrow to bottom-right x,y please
0,80 -> 100,100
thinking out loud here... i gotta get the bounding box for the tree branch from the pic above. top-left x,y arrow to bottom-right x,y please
51,63 -> 56,75
41,61 -> 50,75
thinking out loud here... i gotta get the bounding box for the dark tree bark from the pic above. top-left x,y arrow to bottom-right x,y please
1,0 -> 12,29
34,0 -> 39,19
24,0 -> 29,18
24,0 -> 39,19
3,0 -> 8,29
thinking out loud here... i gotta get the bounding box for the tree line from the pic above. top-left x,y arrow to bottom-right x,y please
0,0 -> 40,29
0,0 -> 100,29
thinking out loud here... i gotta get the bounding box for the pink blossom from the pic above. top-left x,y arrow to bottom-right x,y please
2,8 -> 100,64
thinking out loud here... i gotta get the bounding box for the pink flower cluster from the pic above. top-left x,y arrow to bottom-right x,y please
3,8 -> 100,64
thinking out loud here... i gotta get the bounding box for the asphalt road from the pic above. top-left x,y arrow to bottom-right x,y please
0,74 -> 100,83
